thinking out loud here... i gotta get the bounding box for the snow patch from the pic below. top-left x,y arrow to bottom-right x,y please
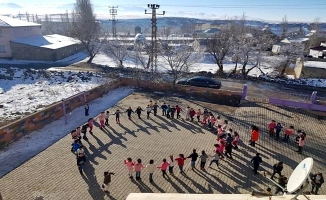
0,68 -> 107,122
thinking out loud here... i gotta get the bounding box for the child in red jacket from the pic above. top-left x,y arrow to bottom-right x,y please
189,108 -> 196,122
268,120 -> 276,137
175,154 -> 187,174
175,105 -> 182,119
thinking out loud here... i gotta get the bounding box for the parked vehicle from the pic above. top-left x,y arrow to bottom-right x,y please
176,76 -> 222,89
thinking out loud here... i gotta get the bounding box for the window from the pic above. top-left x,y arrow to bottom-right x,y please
0,45 -> 6,53
0,29 -> 2,37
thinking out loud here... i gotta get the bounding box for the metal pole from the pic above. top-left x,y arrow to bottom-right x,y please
83,91 -> 87,103
310,91 -> 317,104
145,4 -> 165,80
62,99 -> 67,125
242,84 -> 248,100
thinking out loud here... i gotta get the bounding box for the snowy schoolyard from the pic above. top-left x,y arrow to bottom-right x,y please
0,67 -> 107,123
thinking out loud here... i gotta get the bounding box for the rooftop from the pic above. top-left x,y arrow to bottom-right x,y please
11,34 -> 81,49
0,15 -> 41,27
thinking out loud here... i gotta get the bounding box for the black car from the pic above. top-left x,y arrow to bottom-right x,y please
176,76 -> 222,89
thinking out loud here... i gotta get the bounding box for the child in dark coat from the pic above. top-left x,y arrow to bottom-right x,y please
153,102 -> 159,116
135,106 -> 143,119
161,103 -> 167,116
102,171 -> 115,192
114,110 -> 122,124
81,124 -> 89,140
77,153 -> 87,175
126,107 -> 134,120
105,111 -> 110,125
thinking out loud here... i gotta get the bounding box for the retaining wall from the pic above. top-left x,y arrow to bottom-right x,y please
119,78 -> 243,106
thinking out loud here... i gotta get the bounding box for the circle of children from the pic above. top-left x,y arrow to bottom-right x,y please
69,101 -> 310,193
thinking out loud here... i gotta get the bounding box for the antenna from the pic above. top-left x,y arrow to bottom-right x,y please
108,6 -> 118,38
286,157 -> 314,200
257,157 -> 314,200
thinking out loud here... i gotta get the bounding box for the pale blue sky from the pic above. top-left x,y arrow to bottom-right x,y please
1,0 -> 326,22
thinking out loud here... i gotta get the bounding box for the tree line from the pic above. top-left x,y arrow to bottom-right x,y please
16,0 -> 324,81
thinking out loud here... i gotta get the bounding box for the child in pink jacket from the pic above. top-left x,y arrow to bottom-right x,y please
157,158 -> 170,177
134,159 -> 145,180
124,158 -> 135,179
196,109 -> 202,122
88,118 -> 94,134
99,111 -> 105,129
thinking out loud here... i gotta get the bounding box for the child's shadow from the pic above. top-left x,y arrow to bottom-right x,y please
131,179 -> 153,193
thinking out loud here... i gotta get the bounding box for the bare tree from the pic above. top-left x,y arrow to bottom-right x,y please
277,42 -> 305,76
308,17 -> 323,50
281,15 -> 288,39
206,30 -> 233,74
69,0 -> 101,63
35,14 -> 40,23
129,44 -> 151,84
25,11 -> 30,21
133,44 -> 151,69
246,34 -> 276,76
59,10 -> 71,36
102,38 -> 129,67
160,41 -> 205,89
42,14 -> 55,35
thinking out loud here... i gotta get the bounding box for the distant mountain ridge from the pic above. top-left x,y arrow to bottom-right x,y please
100,17 -> 326,36
0,3 -> 22,9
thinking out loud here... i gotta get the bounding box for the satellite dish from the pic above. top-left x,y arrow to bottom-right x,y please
286,157 -> 314,193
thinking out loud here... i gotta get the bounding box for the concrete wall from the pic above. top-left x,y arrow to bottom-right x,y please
0,81 -> 121,149
119,78 -> 242,106
11,26 -> 42,39
126,193 -> 326,200
0,27 -> 13,57
293,58 -> 304,79
301,67 -> 326,78
0,26 -> 42,58
10,42 -> 84,61
309,49 -> 324,58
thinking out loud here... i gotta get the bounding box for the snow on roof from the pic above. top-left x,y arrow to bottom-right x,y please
0,15 -> 41,27
304,61 -> 326,69
11,34 -> 81,49
281,38 -> 291,44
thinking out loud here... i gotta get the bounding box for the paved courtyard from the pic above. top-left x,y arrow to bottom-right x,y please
0,92 -> 326,200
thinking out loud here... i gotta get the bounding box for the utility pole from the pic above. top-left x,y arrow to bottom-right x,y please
145,4 -> 165,79
108,6 -> 118,38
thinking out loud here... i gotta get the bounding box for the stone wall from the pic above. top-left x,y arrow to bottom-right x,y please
10,42 -> 84,61
119,78 -> 242,106
0,80 -> 121,149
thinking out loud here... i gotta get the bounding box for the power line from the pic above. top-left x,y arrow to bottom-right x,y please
117,3 -> 326,9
